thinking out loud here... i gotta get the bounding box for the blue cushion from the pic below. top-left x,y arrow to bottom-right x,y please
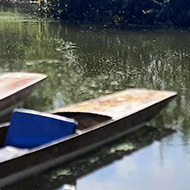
5,109 -> 77,148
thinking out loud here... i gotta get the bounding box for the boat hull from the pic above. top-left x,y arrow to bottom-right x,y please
0,94 -> 175,187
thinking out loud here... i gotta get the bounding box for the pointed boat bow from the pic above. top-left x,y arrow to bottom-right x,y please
53,88 -> 177,120
0,72 -> 47,119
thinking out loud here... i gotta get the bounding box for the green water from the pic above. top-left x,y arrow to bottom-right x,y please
1,4 -> 190,190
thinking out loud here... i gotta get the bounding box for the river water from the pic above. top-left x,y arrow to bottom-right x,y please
1,3 -> 190,190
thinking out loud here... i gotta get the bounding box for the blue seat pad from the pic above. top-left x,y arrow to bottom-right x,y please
5,109 -> 77,148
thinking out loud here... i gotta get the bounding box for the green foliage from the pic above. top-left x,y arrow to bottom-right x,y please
39,0 -> 190,27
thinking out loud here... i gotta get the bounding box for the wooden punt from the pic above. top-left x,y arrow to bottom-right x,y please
0,72 -> 47,121
0,88 -> 177,187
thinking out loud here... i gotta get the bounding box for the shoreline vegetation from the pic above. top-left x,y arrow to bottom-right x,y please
38,0 -> 190,29
2,0 -> 190,29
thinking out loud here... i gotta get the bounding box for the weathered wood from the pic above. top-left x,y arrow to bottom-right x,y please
53,88 -> 177,120
0,72 -> 47,121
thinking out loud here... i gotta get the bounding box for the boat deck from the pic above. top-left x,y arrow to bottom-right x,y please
0,73 -> 46,101
53,88 -> 177,120
0,72 -> 47,121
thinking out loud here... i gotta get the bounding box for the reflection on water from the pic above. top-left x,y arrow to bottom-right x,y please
1,4 -> 190,190
78,133 -> 188,190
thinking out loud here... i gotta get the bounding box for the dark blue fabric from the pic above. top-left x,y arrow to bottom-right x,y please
5,110 -> 77,148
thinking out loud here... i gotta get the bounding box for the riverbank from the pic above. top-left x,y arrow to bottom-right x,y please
38,0 -> 190,29
2,0 -> 190,29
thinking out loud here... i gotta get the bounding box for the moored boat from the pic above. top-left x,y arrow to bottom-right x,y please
0,72 -> 47,122
0,88 -> 177,187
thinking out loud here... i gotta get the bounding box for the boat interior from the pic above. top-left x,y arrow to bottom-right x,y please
56,112 -> 112,130
0,111 -> 112,149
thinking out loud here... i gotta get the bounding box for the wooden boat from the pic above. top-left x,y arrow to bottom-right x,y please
0,72 -> 47,122
0,88 -> 177,187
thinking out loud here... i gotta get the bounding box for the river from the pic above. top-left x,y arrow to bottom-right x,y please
1,3 -> 190,190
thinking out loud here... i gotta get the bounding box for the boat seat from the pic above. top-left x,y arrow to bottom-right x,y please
5,109 -> 77,149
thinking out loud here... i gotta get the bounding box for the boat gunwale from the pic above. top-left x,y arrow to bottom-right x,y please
0,117 -> 114,163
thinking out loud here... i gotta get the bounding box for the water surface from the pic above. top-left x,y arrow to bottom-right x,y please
1,4 -> 190,190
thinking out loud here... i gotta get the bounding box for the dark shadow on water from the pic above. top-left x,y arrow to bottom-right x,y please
3,126 -> 176,190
